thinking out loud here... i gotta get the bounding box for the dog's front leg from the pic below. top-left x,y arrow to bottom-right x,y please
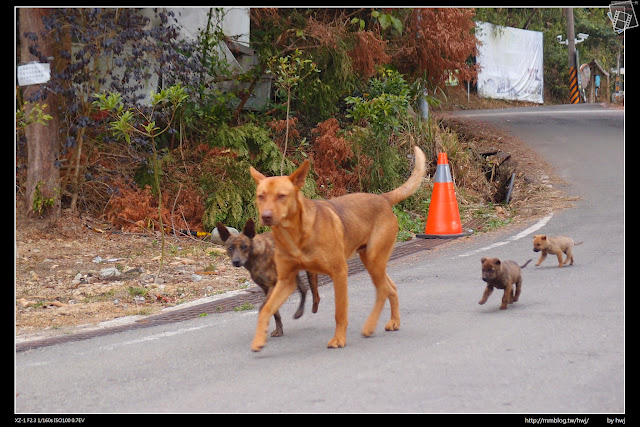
535,252 -> 547,266
292,274 -> 307,320
328,267 -> 349,349
307,272 -> 320,314
251,274 -> 298,352
260,286 -> 284,337
500,284 -> 512,309
478,286 -> 493,305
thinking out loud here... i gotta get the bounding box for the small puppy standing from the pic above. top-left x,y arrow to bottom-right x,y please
479,257 -> 532,310
217,219 -> 319,338
532,234 -> 582,267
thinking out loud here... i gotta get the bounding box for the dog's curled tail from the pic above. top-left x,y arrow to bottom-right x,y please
520,259 -> 532,269
382,146 -> 427,206
574,241 -> 583,246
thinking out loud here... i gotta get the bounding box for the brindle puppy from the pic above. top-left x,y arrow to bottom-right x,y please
479,257 -> 532,310
217,219 -> 319,337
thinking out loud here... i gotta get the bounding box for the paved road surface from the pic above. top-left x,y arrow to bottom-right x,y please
15,104 -> 624,415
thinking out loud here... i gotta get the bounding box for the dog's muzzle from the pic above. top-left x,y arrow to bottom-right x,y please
533,248 -> 540,252
260,211 -> 274,226
232,260 -> 243,267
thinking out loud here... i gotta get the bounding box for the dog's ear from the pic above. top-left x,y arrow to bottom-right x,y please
288,159 -> 310,189
243,218 -> 256,239
250,166 -> 266,184
216,222 -> 231,243
481,257 -> 486,263
540,235 -> 547,240
494,259 -> 501,265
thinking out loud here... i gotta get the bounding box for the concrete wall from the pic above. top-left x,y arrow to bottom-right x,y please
85,7 -> 253,104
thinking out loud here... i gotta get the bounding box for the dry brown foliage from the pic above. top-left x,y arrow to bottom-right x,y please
392,8 -> 479,87
104,183 -> 163,232
349,31 -> 391,80
268,117 -> 300,156
103,158 -> 206,234
305,16 -> 347,50
310,118 -> 362,198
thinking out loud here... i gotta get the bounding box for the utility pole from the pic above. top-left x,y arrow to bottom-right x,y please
566,8 -> 580,104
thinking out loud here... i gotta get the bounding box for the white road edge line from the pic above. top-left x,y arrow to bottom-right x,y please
458,214 -> 553,258
452,109 -> 622,118
100,311 -> 258,351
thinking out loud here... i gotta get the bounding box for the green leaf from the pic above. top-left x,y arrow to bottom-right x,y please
143,121 -> 160,135
92,92 -> 123,111
378,14 -> 390,30
391,16 -> 403,34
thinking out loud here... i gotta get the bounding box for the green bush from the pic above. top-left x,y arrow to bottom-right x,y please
344,69 -> 412,193
199,123 -> 317,232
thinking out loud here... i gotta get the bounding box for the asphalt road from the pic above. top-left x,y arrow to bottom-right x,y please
14,103 -> 624,415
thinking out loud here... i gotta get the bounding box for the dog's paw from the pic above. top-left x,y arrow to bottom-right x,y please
293,309 -> 304,319
384,319 -> 400,331
361,320 -> 376,337
271,328 -> 283,337
327,337 -> 346,348
251,332 -> 267,352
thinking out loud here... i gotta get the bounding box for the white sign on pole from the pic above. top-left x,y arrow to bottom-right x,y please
17,62 -> 51,86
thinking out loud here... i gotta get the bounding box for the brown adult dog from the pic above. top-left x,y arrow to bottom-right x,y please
479,257 -> 532,310
532,234 -> 583,267
216,219 -> 319,338
248,146 -> 426,351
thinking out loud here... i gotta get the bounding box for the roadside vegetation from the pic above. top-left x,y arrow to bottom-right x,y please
16,8 -> 621,241
18,7 -> 614,334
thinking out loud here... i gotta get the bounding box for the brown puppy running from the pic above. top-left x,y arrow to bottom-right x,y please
532,234 -> 583,268
217,219 -> 319,338
248,146 -> 426,351
479,257 -> 532,310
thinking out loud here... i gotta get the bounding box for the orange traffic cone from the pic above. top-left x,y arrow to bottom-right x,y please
417,153 -> 472,239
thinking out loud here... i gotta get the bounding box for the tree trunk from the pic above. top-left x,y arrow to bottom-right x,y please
19,8 -> 61,219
